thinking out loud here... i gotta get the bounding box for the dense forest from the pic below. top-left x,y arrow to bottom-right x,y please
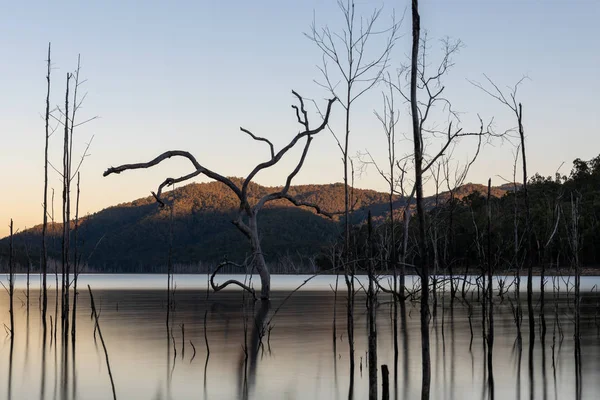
451,155 -> 600,272
3,154 -> 600,274
346,154 -> 600,277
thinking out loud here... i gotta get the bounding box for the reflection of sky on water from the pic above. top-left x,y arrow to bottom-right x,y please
7,273 -> 600,292
0,275 -> 598,399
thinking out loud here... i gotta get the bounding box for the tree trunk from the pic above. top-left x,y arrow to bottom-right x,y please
486,179 -> 495,398
42,43 -> 51,333
344,91 -> 356,396
367,212 -> 378,400
248,212 -> 271,300
410,1 -> 430,399
514,172 -> 522,346
401,206 -> 411,298
61,73 -> 71,337
389,185 -> 399,388
381,364 -> 390,400
518,103 -> 534,347
9,219 -> 14,336
71,173 -> 81,343
448,194 -> 456,304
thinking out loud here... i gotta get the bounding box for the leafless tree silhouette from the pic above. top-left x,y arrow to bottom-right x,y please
306,2 -> 400,390
401,2 -> 499,398
104,92 -> 336,300
469,75 -> 533,347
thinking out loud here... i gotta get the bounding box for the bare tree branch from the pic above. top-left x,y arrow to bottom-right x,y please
240,127 -> 275,159
210,260 -> 256,301
71,135 -> 95,181
151,170 -> 203,206
279,194 -> 344,219
104,150 -> 243,201
241,94 -> 337,199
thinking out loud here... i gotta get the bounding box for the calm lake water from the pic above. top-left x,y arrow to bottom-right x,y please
0,274 -> 599,399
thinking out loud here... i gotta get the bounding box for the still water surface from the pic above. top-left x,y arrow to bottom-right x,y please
0,274 -> 598,399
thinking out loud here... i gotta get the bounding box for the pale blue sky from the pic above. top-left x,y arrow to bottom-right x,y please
1,0 -> 599,237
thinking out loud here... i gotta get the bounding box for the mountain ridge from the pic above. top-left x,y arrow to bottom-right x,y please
0,179 -> 510,271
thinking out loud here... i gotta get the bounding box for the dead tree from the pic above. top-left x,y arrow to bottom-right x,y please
358,6 -> 494,395
486,178 -> 495,397
440,144 -> 481,304
567,192 -> 582,400
51,54 -> 95,339
360,79 -> 406,386
70,172 -> 81,343
42,42 -> 51,332
166,190 -> 175,327
428,162 -> 446,317
408,4 -> 430,397
400,2 -> 498,398
52,188 -> 58,342
8,219 -> 15,337
367,80 -> 401,284
104,92 -> 336,300
307,2 -> 400,388
398,170 -> 416,299
469,75 -> 533,344
22,230 -> 34,313
505,145 -> 523,344
367,211 -> 378,400
61,72 -> 71,336
539,184 -> 562,341
307,0 -> 400,256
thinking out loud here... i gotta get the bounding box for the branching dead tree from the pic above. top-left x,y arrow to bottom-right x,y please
104,92 -> 336,300
498,144 -> 524,343
469,75 -> 533,346
307,1 -> 400,253
307,2 -> 400,389
440,144 -> 481,303
46,54 -> 95,340
409,4 -> 430,398
400,2 -> 500,398
363,78 -> 402,385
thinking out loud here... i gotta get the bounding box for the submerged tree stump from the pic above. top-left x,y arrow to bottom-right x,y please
381,364 -> 390,400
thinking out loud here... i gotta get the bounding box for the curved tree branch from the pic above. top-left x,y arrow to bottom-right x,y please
240,127 -> 275,159
291,90 -> 309,130
210,260 -> 257,301
151,170 -> 203,206
422,115 -> 491,174
279,194 -> 343,219
104,150 -> 243,200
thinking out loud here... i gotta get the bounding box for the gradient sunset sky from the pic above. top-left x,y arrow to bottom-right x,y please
1,0 -> 599,237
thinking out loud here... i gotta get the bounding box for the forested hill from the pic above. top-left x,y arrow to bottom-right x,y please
0,179 -> 509,272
